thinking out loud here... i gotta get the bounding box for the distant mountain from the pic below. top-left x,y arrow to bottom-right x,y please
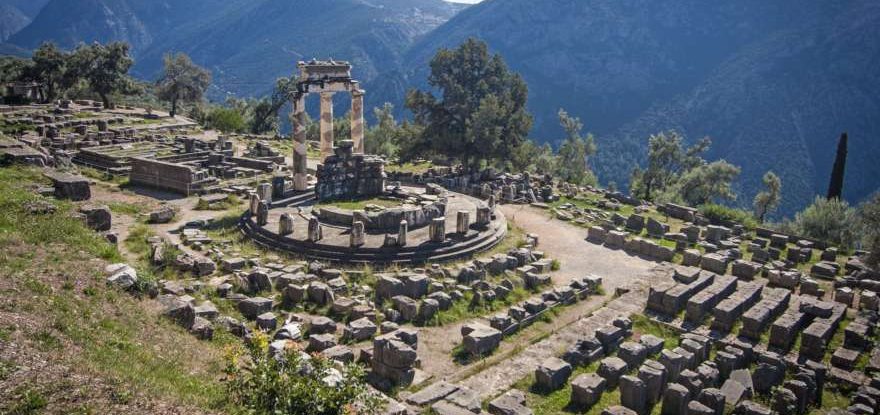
7,0 -> 251,52
392,0 -> 880,216
0,4 -> 29,42
4,0 -> 51,19
134,0 -> 464,99
6,0 -> 464,100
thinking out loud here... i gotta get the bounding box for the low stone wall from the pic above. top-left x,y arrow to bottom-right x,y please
130,157 -> 216,195
316,199 -> 446,231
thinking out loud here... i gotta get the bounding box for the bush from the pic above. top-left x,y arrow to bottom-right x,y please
205,107 -> 246,133
226,334 -> 382,415
785,196 -> 858,248
698,203 -> 758,230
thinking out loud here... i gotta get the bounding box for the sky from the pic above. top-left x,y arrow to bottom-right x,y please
447,0 -> 484,3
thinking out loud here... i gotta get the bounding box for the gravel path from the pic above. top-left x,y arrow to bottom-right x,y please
410,204 -> 657,389
499,204 -> 655,290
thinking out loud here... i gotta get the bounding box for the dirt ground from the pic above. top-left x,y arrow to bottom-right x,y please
411,204 -> 656,385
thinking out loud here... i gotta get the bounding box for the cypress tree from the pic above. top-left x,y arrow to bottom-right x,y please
826,132 -> 848,200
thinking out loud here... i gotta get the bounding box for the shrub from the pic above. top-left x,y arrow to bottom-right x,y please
790,196 -> 858,248
226,334 -> 381,415
698,203 -> 758,230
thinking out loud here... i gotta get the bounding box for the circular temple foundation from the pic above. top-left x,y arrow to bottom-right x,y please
239,185 -> 507,265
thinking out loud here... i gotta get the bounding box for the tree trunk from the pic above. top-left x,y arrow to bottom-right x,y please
100,93 -> 111,110
170,97 -> 178,118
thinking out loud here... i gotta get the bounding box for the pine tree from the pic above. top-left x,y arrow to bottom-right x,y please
826,132 -> 848,200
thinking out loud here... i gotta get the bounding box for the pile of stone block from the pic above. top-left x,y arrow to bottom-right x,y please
647,267 -> 715,316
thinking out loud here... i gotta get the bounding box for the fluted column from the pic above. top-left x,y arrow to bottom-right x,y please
351,88 -> 365,154
320,92 -> 334,160
292,94 -> 308,191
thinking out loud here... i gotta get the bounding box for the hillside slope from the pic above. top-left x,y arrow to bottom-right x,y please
7,0 -> 463,101
390,0 -> 878,216
0,4 -> 30,42
0,167 -> 228,414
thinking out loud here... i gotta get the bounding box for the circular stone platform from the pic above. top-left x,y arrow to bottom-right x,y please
239,186 -> 507,265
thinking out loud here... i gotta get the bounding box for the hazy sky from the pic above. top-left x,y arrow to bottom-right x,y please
447,0 -> 484,4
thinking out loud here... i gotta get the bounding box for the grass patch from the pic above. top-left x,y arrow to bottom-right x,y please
631,314 -> 681,350
6,387 -> 48,415
0,166 -> 121,262
513,359 -> 624,415
430,287 -> 532,327
314,197 -> 402,211
108,201 -> 145,216
195,194 -> 241,211
385,161 -> 434,174
79,166 -> 129,186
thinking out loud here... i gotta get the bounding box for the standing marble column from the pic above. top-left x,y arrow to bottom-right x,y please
292,94 -> 308,191
456,210 -> 470,234
279,213 -> 294,236
351,88 -> 365,154
320,92 -> 334,160
429,217 -> 446,243
398,220 -> 408,247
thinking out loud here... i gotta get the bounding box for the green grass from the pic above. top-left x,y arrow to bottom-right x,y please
823,316 -> 851,364
513,359 -> 625,415
431,287 -> 532,327
385,161 -> 434,174
0,166 -> 121,263
809,388 -> 851,415
6,387 -> 48,415
195,194 -> 241,211
314,197 -> 402,211
0,165 -> 231,412
108,201 -> 145,216
79,166 -> 130,186
630,314 -> 681,350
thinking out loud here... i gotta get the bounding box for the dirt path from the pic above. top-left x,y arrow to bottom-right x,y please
411,204 -> 657,386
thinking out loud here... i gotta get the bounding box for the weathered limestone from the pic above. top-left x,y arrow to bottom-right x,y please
430,217 -> 446,242
257,182 -> 272,203
79,204 -> 112,231
320,92 -> 334,159
255,201 -> 269,226
571,373 -> 607,409
477,205 -> 492,227
279,213 -> 294,236
351,89 -> 365,153
620,375 -> 648,415
489,389 -> 532,415
291,95 -> 308,191
308,217 -> 323,242
662,383 -> 691,415
350,221 -> 365,247
371,330 -> 419,388
456,210 -> 470,234
398,220 -> 408,246
47,172 -> 90,201
535,357 -> 572,391
462,322 -> 502,356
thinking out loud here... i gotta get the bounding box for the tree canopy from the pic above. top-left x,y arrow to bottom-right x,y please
629,132 -> 739,205
156,52 -> 211,117
66,42 -> 136,108
754,171 -> 782,223
554,109 -> 597,186
405,38 -> 532,170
